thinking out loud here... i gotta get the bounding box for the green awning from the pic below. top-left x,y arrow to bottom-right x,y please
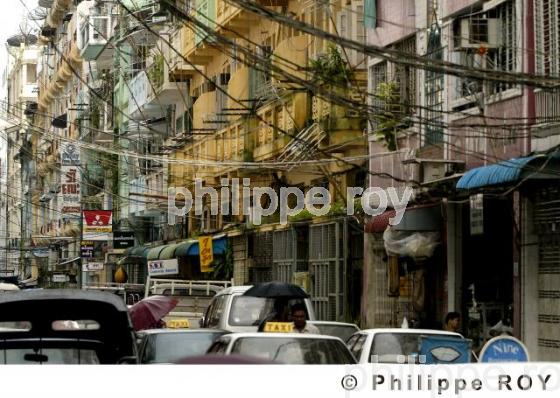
160,243 -> 181,260
174,240 -> 197,257
147,245 -> 167,261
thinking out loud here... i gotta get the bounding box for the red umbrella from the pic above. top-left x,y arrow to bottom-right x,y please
129,295 -> 178,331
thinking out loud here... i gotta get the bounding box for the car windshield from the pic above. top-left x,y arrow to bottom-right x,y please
228,296 -> 274,326
2,348 -> 99,364
370,332 -> 461,363
149,332 -> 223,363
231,337 -> 355,364
228,296 -> 309,327
314,324 -> 359,342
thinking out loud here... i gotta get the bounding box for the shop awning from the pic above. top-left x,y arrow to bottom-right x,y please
174,240 -> 197,257
365,204 -> 442,233
175,235 -> 228,257
365,210 -> 396,233
456,154 -> 554,190
159,243 -> 181,260
188,235 -> 227,256
147,245 -> 167,261
57,257 -> 81,266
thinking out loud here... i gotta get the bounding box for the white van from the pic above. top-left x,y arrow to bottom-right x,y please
200,286 -> 316,333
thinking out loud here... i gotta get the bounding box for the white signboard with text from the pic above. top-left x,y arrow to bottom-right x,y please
148,259 -> 179,276
83,262 -> 104,272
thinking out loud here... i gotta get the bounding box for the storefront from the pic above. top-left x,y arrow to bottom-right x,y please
363,204 -> 445,329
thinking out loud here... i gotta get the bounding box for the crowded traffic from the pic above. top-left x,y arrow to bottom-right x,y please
0,280 -> 483,365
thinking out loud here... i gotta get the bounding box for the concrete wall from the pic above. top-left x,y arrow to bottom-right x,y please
368,0 -> 417,47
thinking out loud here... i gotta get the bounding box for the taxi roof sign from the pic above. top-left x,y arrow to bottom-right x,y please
167,319 -> 190,329
263,322 -> 293,333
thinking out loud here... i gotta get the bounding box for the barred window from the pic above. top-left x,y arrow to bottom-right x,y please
424,26 -> 444,145
486,0 -> 518,94
535,0 -> 560,76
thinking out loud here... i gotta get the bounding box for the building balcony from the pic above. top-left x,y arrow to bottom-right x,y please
215,0 -> 261,38
77,1 -> 115,66
226,66 -> 249,117
215,120 -> 252,163
183,23 -> 220,66
127,57 -> 189,120
148,58 -> 190,105
272,35 -> 309,89
251,92 -> 312,161
20,84 -> 39,102
38,43 -> 82,111
167,27 -> 197,79
192,90 -> 217,131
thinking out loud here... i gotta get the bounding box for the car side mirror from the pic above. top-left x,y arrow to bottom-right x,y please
117,356 -> 138,364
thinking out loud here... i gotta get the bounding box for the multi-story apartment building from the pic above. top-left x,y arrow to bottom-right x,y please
102,0 -> 368,321
170,0 -> 368,321
3,34 -> 40,279
363,0 -> 560,360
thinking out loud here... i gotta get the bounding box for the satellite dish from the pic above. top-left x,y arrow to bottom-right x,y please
6,34 -> 38,47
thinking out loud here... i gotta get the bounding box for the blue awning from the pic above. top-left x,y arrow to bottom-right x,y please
175,235 -> 228,257
174,240 -> 197,257
456,155 -> 539,190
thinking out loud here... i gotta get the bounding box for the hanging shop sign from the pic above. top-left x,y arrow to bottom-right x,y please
199,236 -> 214,273
60,142 -> 81,216
82,210 -> 113,241
51,274 -> 69,283
113,231 -> 135,249
61,142 -> 80,166
82,261 -> 104,272
80,241 -> 94,258
470,194 -> 484,235
61,167 -> 81,215
479,335 -> 529,363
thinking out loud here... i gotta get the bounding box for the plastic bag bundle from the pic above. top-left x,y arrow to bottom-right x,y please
383,226 -> 440,258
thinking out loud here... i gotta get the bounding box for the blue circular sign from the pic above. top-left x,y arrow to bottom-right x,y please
479,335 -> 529,363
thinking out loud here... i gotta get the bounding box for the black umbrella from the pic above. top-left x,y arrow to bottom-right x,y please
243,282 -> 309,299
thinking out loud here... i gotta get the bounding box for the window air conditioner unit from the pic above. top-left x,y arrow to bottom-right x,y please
457,17 -> 501,50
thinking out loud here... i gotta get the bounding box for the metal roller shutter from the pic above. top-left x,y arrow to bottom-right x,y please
309,222 -> 344,321
535,186 -> 560,360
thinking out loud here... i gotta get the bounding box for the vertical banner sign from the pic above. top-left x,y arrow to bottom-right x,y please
470,193 -> 484,235
60,142 -> 81,216
80,241 -> 94,258
199,237 -> 214,273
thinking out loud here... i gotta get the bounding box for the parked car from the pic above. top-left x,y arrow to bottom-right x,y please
206,333 -> 356,364
137,329 -> 229,364
347,328 -> 465,364
308,321 -> 360,341
0,289 -> 137,364
200,286 -> 316,333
